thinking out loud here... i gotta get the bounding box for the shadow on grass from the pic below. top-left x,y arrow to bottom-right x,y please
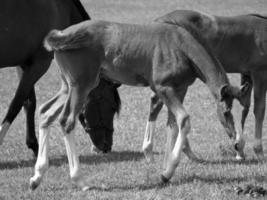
193,157 -> 266,165
85,173 -> 267,192
0,150 -> 145,170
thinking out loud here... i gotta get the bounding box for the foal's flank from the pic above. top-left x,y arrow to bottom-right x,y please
33,20 -> 246,190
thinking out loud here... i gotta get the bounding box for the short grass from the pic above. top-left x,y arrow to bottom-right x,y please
0,0 -> 267,199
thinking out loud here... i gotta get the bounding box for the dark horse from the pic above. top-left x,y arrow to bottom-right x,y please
0,0 -> 120,156
30,19 -> 249,190
90,10 -> 267,160
79,78 -> 121,153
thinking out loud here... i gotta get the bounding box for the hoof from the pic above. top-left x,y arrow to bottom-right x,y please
29,178 -> 40,190
144,151 -> 154,163
91,145 -> 101,154
235,154 -> 245,161
160,174 -> 170,184
82,186 -> 90,191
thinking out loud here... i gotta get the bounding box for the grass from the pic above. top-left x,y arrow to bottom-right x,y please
0,0 -> 267,199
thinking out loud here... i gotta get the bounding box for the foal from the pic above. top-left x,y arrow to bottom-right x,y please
30,20 -> 248,190
143,10 -> 267,161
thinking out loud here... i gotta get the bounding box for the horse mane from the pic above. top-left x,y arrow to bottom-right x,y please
248,13 -> 267,20
72,0 -> 91,20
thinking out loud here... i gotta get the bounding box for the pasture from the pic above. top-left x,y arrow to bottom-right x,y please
0,0 -> 267,199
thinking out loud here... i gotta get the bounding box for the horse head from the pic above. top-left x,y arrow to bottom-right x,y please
216,81 -> 252,158
79,78 -> 121,153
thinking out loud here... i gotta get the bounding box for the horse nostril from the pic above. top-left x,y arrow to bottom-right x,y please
234,143 -> 239,151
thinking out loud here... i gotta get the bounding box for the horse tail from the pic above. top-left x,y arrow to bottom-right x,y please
44,28 -> 89,51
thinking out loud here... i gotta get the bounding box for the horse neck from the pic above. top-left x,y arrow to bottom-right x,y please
181,26 -> 230,101
194,56 -> 229,101
208,16 -> 246,48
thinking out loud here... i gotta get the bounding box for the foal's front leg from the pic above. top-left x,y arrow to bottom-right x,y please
156,87 -> 191,182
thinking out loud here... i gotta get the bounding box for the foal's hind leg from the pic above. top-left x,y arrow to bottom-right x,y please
142,93 -> 163,162
156,87 -> 191,182
0,49 -> 52,145
30,76 -> 68,190
58,82 -> 98,191
16,67 -> 38,157
252,73 -> 267,159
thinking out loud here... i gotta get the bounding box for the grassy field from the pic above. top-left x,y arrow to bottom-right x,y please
0,0 -> 267,199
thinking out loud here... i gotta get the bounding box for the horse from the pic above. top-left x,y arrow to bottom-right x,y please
141,10 -> 267,161
0,0 -> 93,157
79,78 -> 121,153
88,10 -> 266,161
28,19 -> 250,190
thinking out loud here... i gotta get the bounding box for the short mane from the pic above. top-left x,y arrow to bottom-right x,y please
248,13 -> 267,20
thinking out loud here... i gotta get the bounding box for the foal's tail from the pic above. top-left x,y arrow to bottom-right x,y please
44,28 -> 89,51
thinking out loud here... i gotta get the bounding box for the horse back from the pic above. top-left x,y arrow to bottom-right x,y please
156,10 -> 267,71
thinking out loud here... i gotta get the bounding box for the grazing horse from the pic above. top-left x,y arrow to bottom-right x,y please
79,78 -> 121,153
142,10 -> 267,161
0,0 -> 91,157
29,19 -> 249,190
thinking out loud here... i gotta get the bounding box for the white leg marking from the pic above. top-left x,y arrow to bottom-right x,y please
235,130 -> 246,161
30,127 -> 50,190
142,121 -> 155,162
63,131 -> 89,191
0,122 -> 11,145
162,115 -> 190,180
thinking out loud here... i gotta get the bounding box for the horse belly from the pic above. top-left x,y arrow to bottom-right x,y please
101,62 -> 150,87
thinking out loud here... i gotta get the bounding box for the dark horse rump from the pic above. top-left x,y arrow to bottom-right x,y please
0,0 -> 93,157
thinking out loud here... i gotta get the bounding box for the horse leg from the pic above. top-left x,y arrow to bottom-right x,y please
163,89 -> 197,169
142,93 -> 163,162
234,74 -> 252,160
16,67 -> 38,157
58,82 -> 98,191
30,76 -> 68,190
0,50 -> 52,145
252,74 -> 267,159
156,87 -> 191,182
24,88 -> 38,157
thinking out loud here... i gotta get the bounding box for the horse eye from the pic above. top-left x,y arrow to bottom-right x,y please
224,110 -> 231,117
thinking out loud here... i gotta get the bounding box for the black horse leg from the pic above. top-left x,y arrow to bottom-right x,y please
0,50 -> 52,148
16,67 -> 39,157
24,88 -> 38,157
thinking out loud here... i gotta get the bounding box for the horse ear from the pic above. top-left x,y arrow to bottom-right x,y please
239,82 -> 251,97
113,82 -> 121,88
220,85 -> 230,101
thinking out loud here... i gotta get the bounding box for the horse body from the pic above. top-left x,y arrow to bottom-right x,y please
0,0 -> 90,156
32,19 -> 249,190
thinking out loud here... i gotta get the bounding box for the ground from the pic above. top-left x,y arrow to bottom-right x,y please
0,0 -> 267,199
